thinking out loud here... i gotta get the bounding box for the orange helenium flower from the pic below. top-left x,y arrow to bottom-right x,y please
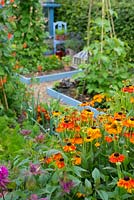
105,136 -> 113,143
63,142 -> 76,152
123,117 -> 134,128
55,158 -> 65,168
117,176 -> 134,193
87,126 -> 102,140
122,85 -> 134,93
109,152 -> 125,163
104,121 -> 122,134
80,109 -> 94,121
72,155 -> 81,165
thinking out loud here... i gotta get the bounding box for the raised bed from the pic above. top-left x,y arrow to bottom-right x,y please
47,87 -> 104,118
19,68 -> 82,84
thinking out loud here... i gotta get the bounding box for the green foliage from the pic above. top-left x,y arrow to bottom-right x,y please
55,0 -> 134,61
77,36 -> 133,94
114,1 -> 134,62
11,0 -> 48,72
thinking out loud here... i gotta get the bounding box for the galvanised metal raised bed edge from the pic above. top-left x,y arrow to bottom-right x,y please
46,87 -> 104,118
19,69 -> 82,84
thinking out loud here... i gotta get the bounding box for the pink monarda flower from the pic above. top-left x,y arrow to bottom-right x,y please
20,129 -> 32,136
29,194 -> 48,200
0,165 -> 9,189
35,133 -> 45,143
60,179 -> 75,194
29,163 -> 42,175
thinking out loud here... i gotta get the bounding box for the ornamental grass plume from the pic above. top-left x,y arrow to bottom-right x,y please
0,165 -> 9,189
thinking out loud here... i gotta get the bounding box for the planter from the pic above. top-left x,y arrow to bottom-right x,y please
55,34 -> 67,40
46,87 -> 104,118
19,68 -> 82,84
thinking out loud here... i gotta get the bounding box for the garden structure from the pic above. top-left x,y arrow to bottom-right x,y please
0,1 -> 134,200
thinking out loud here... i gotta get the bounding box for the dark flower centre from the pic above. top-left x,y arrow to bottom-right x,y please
118,112 -> 123,115
124,176 -> 130,181
91,126 -> 96,129
67,142 -> 72,146
85,109 -> 91,112
114,152 -> 119,157
59,158 -> 64,162
130,118 -> 134,121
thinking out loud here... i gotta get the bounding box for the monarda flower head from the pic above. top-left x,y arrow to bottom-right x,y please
0,165 -> 9,189
60,179 -> 75,194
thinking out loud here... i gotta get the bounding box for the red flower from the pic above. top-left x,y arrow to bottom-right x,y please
0,0 -> 5,6
109,152 -> 125,163
117,176 -> 134,193
122,85 -> 134,93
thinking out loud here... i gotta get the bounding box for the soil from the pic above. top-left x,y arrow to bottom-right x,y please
22,66 -> 76,78
53,78 -> 90,101
53,78 -> 108,110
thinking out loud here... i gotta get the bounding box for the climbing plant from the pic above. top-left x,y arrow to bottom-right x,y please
0,1 -> 28,115
11,0 -> 48,73
55,0 -> 134,61
75,0 -> 133,95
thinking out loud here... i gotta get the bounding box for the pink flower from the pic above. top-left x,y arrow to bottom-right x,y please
20,129 -> 31,136
60,179 -> 75,194
35,133 -> 45,143
0,165 -> 9,189
29,163 -> 41,175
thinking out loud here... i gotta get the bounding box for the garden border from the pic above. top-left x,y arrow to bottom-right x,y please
47,87 -> 104,118
19,69 -> 82,84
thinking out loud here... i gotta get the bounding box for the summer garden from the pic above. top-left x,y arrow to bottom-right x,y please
0,0 -> 134,199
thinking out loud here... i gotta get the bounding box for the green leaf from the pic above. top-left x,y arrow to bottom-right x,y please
96,190 -> 109,200
92,168 -> 100,184
72,166 -> 87,177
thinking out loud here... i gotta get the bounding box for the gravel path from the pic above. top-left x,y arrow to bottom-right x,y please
27,80 -> 59,104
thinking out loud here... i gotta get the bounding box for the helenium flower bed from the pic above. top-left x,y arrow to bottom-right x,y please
0,85 -> 134,200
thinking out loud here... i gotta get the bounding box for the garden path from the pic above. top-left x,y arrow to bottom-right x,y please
27,80 -> 63,104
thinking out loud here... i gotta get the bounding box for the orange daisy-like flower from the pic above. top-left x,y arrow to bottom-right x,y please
130,97 -> 134,103
63,142 -> 76,152
71,134 -> 83,145
76,192 -> 86,198
104,121 -> 122,134
79,101 -> 90,107
87,126 -> 102,140
123,117 -> 134,128
53,153 -> 63,161
117,176 -> 134,193
109,152 -> 125,163
52,110 -> 61,117
72,155 -> 81,165
114,112 -> 126,120
93,93 -> 105,102
105,136 -> 113,143
84,136 -> 93,143
55,158 -> 65,169
80,109 -> 94,122
130,137 -> 134,144
40,156 -> 53,164
8,33 -> 13,40
122,85 -> 134,93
